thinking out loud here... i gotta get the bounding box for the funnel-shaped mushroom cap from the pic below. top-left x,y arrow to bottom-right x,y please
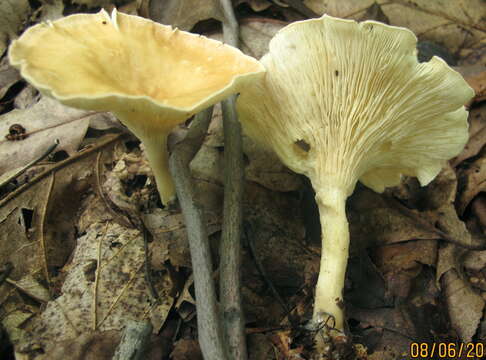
237,15 -> 474,196
9,9 -> 264,204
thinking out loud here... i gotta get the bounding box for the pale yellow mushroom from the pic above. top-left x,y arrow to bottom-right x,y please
237,15 -> 474,332
9,9 -> 264,204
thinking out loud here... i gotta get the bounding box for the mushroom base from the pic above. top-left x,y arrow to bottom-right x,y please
313,186 -> 349,332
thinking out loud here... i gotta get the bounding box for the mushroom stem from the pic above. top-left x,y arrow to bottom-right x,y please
141,134 -> 175,205
313,186 -> 349,331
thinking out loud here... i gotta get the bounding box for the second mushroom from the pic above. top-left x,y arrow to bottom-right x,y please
237,15 -> 474,334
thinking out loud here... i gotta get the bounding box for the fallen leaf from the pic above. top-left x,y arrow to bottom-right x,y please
269,330 -> 304,360
13,85 -> 39,109
236,0 -> 273,12
0,0 -> 31,56
452,103 -> 486,166
170,339 -> 203,360
36,0 -> 64,22
0,56 -> 20,99
347,252 -> 389,309
423,166 -> 480,249
19,220 -> 173,357
37,330 -> 120,360
304,0 -> 485,54
348,187 -> 439,248
0,96 -> 106,176
143,208 -> 221,269
240,18 -> 287,58
471,195 -> 486,234
457,150 -> 486,214
442,269 -> 484,342
369,240 -> 437,300
149,0 -> 223,31
191,103 -> 301,192
461,66 -> 486,104
210,18 -> 287,59
71,0 -> 112,7
464,248 -> 486,272
6,274 -> 50,303
247,333 -> 274,360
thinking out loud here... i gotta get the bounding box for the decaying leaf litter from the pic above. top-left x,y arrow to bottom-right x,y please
0,0 -> 485,359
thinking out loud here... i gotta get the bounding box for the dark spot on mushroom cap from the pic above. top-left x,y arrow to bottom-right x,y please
294,139 -> 311,152
102,21 -> 107,25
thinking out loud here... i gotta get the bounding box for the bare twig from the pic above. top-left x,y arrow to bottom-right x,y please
220,0 -> 239,48
219,1 -> 248,359
39,173 -> 55,297
112,320 -> 153,360
169,108 -> 228,360
0,133 -> 126,207
93,222 -> 109,330
143,225 -> 160,303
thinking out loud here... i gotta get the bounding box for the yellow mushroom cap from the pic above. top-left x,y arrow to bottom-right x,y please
9,9 -> 264,204
237,15 -> 474,196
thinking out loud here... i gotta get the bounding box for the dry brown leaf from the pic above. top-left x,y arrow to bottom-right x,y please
464,68 -> 486,103
373,240 -> 437,274
0,151 -> 103,350
452,104 -> 486,166
149,0 -> 223,31
210,18 -> 287,59
236,0 -> 273,12
247,333 -> 274,360
18,220 -> 173,357
464,249 -> 486,271
348,188 -> 439,247
191,102 -> 301,192
269,330 -> 304,360
457,151 -> 486,214
0,96 -> 103,176
471,195 -> 486,234
0,56 -> 20,99
240,18 -> 287,58
0,0 -> 31,56
348,305 -> 415,355
72,0 -> 113,7
38,330 -> 120,360
13,85 -> 39,109
0,175 -> 56,303
170,339 -> 203,360
143,208 -> 221,269
442,269 -> 485,342
423,166 -> 479,249
36,0 -> 64,22
304,0 -> 485,55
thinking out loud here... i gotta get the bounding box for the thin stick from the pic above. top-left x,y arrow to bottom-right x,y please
112,320 -> 153,360
219,1 -> 248,359
169,108 -> 227,360
39,173 -> 55,297
93,222 -> 109,330
0,133 -> 125,207
143,225 -> 160,303
220,0 -> 239,48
